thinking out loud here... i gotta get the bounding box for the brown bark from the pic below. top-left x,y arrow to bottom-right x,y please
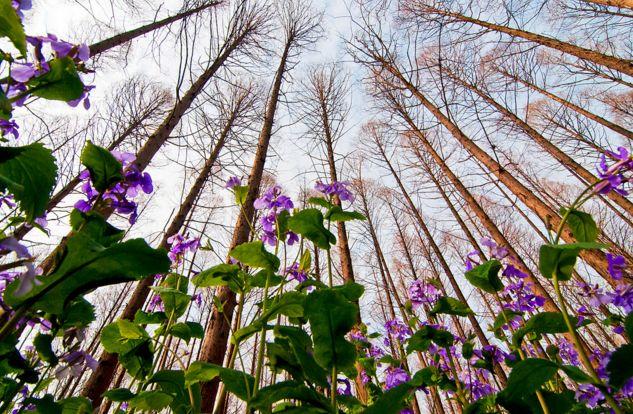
374,61 -> 613,283
582,0 -> 633,9
197,41 -> 292,412
371,139 -> 509,384
82,93 -> 241,406
495,67 -> 633,142
404,2 -> 633,77
88,1 -> 223,57
448,71 -> 633,216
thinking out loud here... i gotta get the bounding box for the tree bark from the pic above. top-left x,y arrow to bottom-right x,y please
88,1 -> 222,57
197,42 -> 292,413
407,3 -> 633,76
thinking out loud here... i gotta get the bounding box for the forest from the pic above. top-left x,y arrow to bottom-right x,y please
0,0 -> 631,413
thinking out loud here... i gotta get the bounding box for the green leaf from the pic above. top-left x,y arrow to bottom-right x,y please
324,206 -> 367,222
60,397 -> 92,414
0,143 -> 57,221
430,296 -> 473,317
304,288 -> 357,371
0,0 -> 27,55
148,370 -> 200,414
307,196 -> 335,209
539,242 -> 605,281
184,362 -> 254,401
60,297 -> 95,329
287,208 -> 336,250
364,382 -> 413,414
232,292 -> 305,344
500,358 -> 559,402
247,269 -> 282,289
134,310 -> 167,325
249,381 -> 330,411
104,388 -> 135,402
464,394 -> 498,414
101,320 -> 153,380
513,312 -> 586,346
229,241 -> 280,271
128,390 -> 173,411
332,282 -> 365,302
80,141 -> 123,192
465,260 -> 504,293
625,311 -> 633,338
299,250 -> 311,271
28,57 -> 84,102
406,325 -> 454,354
33,334 -> 58,365
168,322 -> 204,343
150,286 -> 190,319
272,325 -> 329,388
607,344 -> 633,389
233,185 -> 248,205
4,234 -> 171,314
561,208 -> 598,243
68,210 -> 124,246
192,263 -> 240,289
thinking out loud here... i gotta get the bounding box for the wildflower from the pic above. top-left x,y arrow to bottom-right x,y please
191,293 -> 203,307
68,85 -> 95,110
606,253 -> 626,281
480,237 -> 508,260
349,328 -> 367,342
284,262 -> 307,283
384,367 -> 410,389
367,345 -> 385,358
385,319 -> 412,342
226,176 -> 241,189
286,231 -> 299,245
610,284 -> 633,313
167,233 -> 200,263
556,338 -> 580,366
55,350 -> 98,380
0,120 -> 19,140
577,282 -> 612,308
360,369 -> 371,384
315,180 -> 355,202
464,250 -> 479,271
408,279 -> 441,307
10,63 -> 37,82
0,193 -> 16,208
254,186 -> 294,246
595,147 -> 633,196
337,378 -> 352,396
148,294 -> 163,312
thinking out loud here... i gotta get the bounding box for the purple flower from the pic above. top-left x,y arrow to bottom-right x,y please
556,338 -> 580,366
77,43 -> 90,62
610,284 -> 633,313
286,231 -> 299,245
595,147 -> 632,196
285,262 -> 307,283
480,237 -> 508,260
607,253 -> 626,281
68,85 -> 95,110
349,328 -> 367,342
226,176 -> 241,189
148,294 -> 163,312
400,409 -> 414,414
577,282 -> 612,308
464,250 -> 479,271
55,350 -> 98,380
360,369 -> 371,384
384,367 -> 410,390
576,383 -> 603,407
315,180 -> 355,202
0,193 -> 16,208
337,378 -> 352,396
191,293 -> 203,307
0,120 -> 19,140
167,233 -> 200,263
385,319 -> 412,342
254,186 -> 294,212
408,279 -> 441,307
367,345 -> 385,358
10,63 -> 36,82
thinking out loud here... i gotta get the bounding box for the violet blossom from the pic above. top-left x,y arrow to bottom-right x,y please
315,180 -> 355,202
408,279 -> 441,307
226,176 -> 241,189
167,233 -> 200,264
606,253 -> 626,281
54,350 -> 98,380
595,147 -> 632,196
284,262 -> 308,283
384,367 -> 410,389
385,319 -> 412,342
254,185 -> 294,246
337,378 -> 352,396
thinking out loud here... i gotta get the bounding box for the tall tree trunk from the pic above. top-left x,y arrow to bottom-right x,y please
407,3 -> 633,76
376,63 -> 614,283
371,138 -> 508,384
197,42 -> 292,413
88,1 -> 222,57
82,101 -> 239,407
495,67 -> 633,142
448,71 -> 633,215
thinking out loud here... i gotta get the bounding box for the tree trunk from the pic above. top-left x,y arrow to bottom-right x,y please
379,63 -> 614,283
449,71 -> 633,216
88,1 -> 222,57
495,67 -> 633,142
412,4 -> 633,76
82,101 -> 238,407
197,42 -> 292,413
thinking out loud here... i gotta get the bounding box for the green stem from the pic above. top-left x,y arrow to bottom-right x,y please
331,365 -> 337,412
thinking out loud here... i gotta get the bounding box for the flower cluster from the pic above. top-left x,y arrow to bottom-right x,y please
315,180 -> 355,202
595,147 -> 633,196
0,237 -> 39,297
167,233 -> 200,264
384,366 -> 410,389
1,13 -> 93,140
408,279 -> 441,308
254,185 -> 298,246
75,151 -> 153,224
284,262 -> 307,283
384,319 -> 412,343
